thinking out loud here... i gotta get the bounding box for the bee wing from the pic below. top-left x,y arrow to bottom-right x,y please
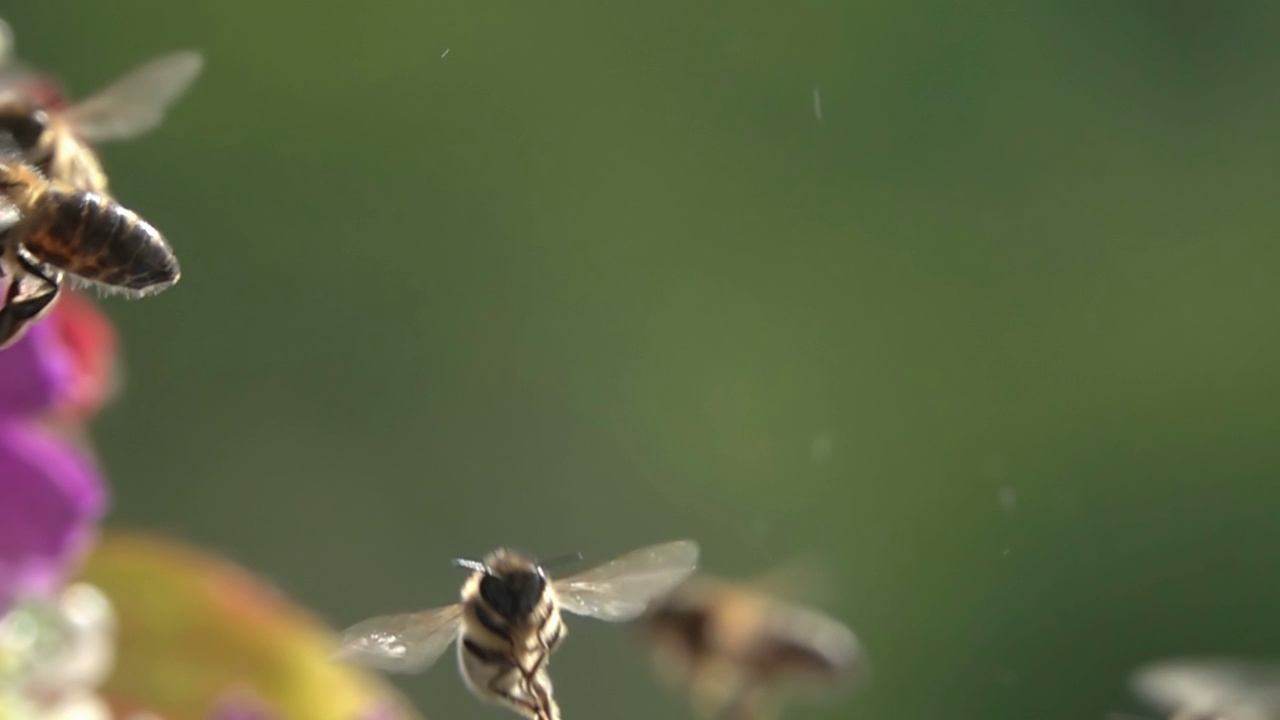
1132,658 -> 1280,719
741,555 -> 834,606
0,18 -> 12,68
61,50 -> 203,143
333,603 -> 464,674
553,539 -> 700,622
0,66 -> 37,98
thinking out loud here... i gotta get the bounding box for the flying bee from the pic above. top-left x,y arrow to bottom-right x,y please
0,35 -> 199,349
637,571 -> 865,720
335,539 -> 700,720
1130,657 -> 1280,720
0,37 -> 202,194
0,151 -> 180,348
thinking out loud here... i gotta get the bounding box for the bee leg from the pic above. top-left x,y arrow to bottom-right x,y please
528,668 -> 560,720
493,686 -> 541,720
526,650 -> 547,676
0,248 -> 60,349
487,666 -> 543,720
505,652 -> 556,720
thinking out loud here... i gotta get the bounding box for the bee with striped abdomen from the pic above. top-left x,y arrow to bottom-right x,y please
0,37 -> 202,194
0,29 -> 199,348
0,151 -> 180,348
335,540 -> 700,720
638,571 -> 865,720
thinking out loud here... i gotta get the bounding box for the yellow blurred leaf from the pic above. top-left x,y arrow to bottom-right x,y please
77,528 -> 425,720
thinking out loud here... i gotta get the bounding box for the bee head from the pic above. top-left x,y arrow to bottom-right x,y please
0,97 -> 48,154
479,568 -> 546,622
454,549 -> 548,623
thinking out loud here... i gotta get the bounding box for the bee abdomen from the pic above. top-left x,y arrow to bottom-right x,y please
471,601 -> 515,643
26,189 -> 180,293
462,638 -> 508,664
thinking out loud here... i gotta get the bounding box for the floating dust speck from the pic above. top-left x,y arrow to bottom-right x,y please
810,432 -> 832,464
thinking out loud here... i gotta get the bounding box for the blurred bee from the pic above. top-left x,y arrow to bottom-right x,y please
1130,657 -> 1280,720
336,540 -> 700,720
0,29 -> 202,194
637,570 -> 865,720
0,149 -> 180,348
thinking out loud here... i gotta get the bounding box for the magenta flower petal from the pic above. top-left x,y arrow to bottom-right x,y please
210,701 -> 277,720
209,687 -> 402,720
0,320 -> 76,418
0,418 -> 108,612
356,702 -> 402,720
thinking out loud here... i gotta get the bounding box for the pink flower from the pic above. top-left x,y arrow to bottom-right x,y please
0,419 -> 105,605
0,319 -> 76,417
210,686 -> 403,720
0,293 -> 115,613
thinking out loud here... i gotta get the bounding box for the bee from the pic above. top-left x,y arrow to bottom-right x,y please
1130,657 -> 1280,720
335,539 -> 700,720
637,571 -> 865,720
0,38 -> 202,194
0,43 -> 199,349
0,152 -> 180,348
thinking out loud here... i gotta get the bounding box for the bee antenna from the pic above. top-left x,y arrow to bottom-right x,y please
451,557 -> 488,574
539,551 -> 584,571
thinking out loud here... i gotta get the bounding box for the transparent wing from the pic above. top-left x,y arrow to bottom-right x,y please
333,603 -> 464,674
1132,658 -> 1280,719
741,555 -> 834,606
0,64 -> 33,94
62,50 -> 203,143
0,18 -> 12,67
554,539 -> 700,622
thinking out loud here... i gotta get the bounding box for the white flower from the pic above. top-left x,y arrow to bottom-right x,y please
0,584 -> 117,720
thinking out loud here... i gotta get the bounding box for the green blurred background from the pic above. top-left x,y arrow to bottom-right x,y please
7,2 -> 1280,719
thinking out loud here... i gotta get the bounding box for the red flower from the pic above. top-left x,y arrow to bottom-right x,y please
46,291 -> 121,422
